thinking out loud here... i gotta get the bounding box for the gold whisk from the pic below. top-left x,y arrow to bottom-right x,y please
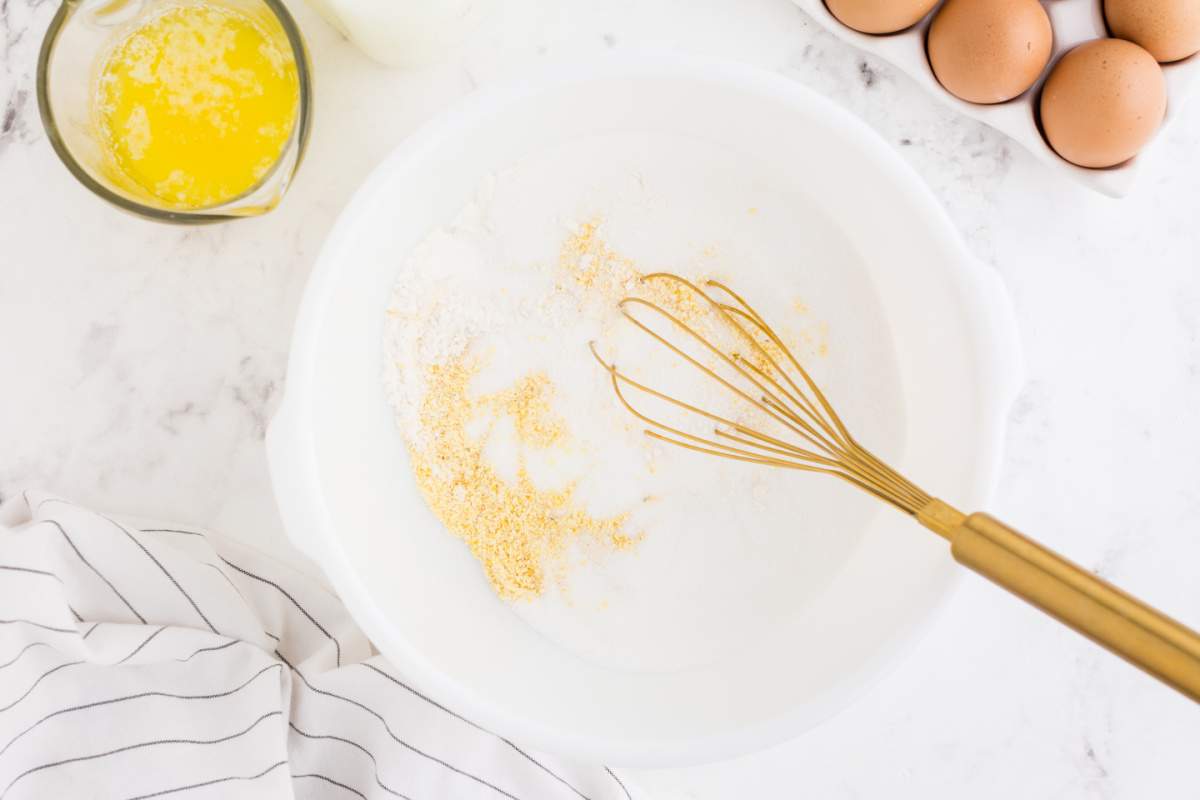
591,272 -> 1200,702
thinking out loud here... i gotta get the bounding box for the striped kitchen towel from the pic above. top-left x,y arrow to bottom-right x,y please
0,491 -> 637,800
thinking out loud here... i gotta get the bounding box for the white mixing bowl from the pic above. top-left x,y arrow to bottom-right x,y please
267,57 -> 1022,766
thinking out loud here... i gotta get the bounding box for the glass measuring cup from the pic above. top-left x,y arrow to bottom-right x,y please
37,0 -> 312,223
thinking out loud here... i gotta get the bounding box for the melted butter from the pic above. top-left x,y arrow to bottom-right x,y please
94,4 -> 299,209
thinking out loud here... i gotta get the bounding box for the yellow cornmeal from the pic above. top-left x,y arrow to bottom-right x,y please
559,220 -> 707,323
93,4 -> 299,209
558,221 -> 831,366
483,373 -> 566,449
409,356 -> 632,601
403,221 -> 800,601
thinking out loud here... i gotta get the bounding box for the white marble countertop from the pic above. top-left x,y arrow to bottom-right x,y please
2,0 -> 1199,796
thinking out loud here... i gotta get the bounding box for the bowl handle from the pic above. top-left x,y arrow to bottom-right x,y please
265,397 -> 327,563
968,259 -> 1025,417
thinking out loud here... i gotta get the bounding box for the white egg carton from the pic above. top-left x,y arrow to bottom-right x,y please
792,0 -> 1200,196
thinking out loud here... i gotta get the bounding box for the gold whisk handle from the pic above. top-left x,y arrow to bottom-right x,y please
920,501 -> 1200,702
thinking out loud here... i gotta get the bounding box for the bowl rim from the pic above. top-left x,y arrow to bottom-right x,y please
267,54 -> 1024,765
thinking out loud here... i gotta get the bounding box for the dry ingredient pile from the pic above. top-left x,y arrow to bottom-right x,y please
385,215 -> 706,601
406,352 -> 631,601
380,135 -> 904,671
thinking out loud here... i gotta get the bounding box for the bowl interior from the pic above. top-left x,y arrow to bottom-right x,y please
285,62 -> 1004,764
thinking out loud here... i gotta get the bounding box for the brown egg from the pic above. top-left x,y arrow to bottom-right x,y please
825,0 -> 939,35
927,0 -> 1054,104
1040,39 -> 1166,168
1105,0 -> 1200,63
